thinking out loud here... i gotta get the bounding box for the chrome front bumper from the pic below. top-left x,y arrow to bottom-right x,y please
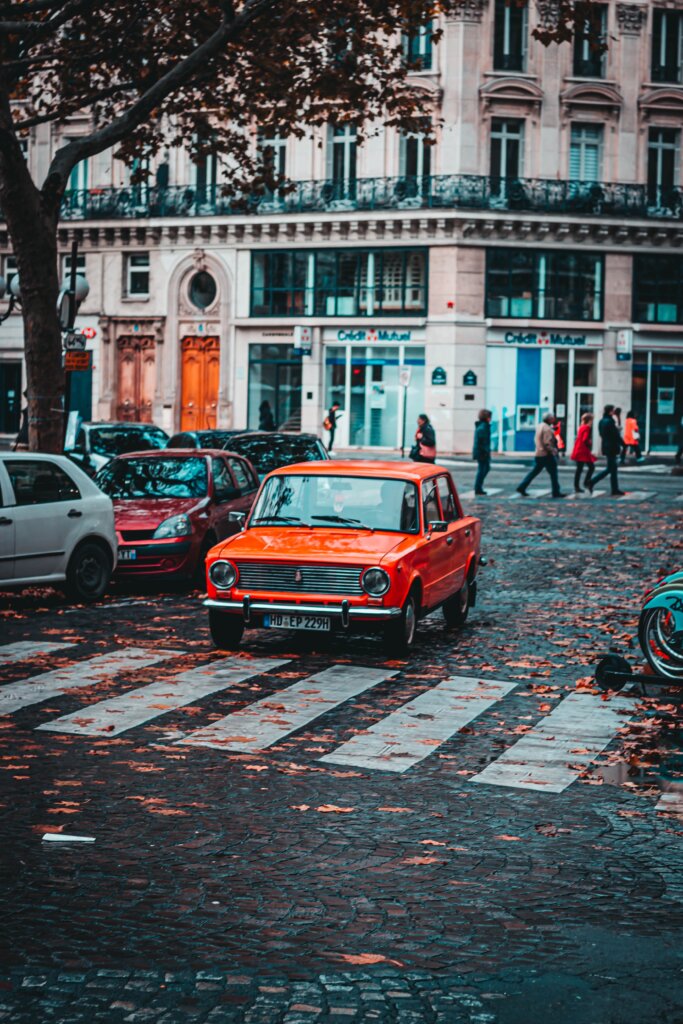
204,597 -> 401,624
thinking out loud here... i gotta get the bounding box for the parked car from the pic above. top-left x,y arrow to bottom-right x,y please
0,453 -> 116,601
223,432 -> 329,479
166,430 -> 246,450
204,460 -> 482,652
66,421 -> 169,476
94,449 -> 259,583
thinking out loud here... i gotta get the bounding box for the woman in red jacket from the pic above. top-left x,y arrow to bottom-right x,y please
571,412 -> 597,493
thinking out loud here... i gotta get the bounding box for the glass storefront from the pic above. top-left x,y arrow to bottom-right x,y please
632,351 -> 683,450
325,344 -> 425,448
247,344 -> 302,431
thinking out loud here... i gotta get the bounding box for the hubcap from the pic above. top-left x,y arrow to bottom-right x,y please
404,600 -> 416,645
77,554 -> 102,593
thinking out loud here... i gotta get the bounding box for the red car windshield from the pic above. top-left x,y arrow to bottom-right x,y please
250,474 -> 419,533
96,457 -> 208,499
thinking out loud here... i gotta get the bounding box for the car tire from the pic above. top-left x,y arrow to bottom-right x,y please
383,591 -> 418,654
64,542 -> 112,603
209,609 -> 244,651
443,580 -> 470,628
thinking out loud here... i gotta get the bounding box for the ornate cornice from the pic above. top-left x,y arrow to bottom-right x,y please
616,3 -> 647,35
99,315 -> 165,345
448,0 -> 487,23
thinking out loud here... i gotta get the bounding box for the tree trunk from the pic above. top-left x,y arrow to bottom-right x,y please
0,169 -> 63,453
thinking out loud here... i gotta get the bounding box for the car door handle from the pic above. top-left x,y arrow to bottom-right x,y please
446,536 -> 454,545
0,517 -> 11,526
67,509 -> 82,518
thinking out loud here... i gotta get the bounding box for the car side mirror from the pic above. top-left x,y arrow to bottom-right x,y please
428,520 -> 448,533
229,510 -> 246,528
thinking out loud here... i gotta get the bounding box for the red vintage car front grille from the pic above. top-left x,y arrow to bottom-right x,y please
235,562 -> 364,596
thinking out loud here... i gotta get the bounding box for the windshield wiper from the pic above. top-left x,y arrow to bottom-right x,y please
251,515 -> 309,526
311,514 -> 374,531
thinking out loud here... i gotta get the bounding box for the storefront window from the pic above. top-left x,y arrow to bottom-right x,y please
633,255 -> 683,324
247,343 -> 302,430
486,249 -> 603,321
632,353 -> 683,450
251,249 -> 427,317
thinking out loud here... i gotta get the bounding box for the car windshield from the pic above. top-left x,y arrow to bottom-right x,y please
228,435 -> 324,475
88,426 -> 168,456
250,475 -> 419,533
96,457 -> 208,499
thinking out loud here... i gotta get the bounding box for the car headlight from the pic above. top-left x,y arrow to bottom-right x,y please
361,566 -> 390,597
209,560 -> 238,589
153,513 -> 192,539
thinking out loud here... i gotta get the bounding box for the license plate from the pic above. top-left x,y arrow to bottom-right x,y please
118,548 -> 137,561
264,613 -> 331,632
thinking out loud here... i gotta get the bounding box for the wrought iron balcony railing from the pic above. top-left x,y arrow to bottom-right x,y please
57,175 -> 683,222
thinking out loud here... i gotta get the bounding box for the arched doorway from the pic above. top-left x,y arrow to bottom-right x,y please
180,335 -> 220,430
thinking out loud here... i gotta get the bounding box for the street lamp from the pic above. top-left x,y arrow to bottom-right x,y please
0,273 -> 23,323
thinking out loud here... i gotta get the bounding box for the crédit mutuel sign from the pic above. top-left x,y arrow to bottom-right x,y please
489,329 -> 602,348
335,328 -> 414,342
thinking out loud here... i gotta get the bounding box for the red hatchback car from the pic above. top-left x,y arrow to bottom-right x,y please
95,449 -> 259,582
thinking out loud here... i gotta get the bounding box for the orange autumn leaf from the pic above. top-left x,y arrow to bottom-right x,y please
290,804 -> 310,811
316,805 -> 355,814
337,953 -> 404,966
377,806 -> 413,813
494,834 -> 524,842
403,855 -> 444,865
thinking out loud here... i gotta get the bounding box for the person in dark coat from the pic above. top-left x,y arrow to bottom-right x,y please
472,409 -> 492,495
589,404 -> 625,495
325,402 -> 341,452
258,400 -> 275,431
411,414 -> 436,464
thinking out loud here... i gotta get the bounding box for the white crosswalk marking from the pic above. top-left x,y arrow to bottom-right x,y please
321,675 -> 517,772
0,641 -> 75,667
37,656 -> 288,737
461,488 -> 504,500
566,490 -> 606,500
617,491 -> 656,501
178,664 -> 397,754
0,647 -> 182,715
470,691 -> 633,793
509,488 -> 551,500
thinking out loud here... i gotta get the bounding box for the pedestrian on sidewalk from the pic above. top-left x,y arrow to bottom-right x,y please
258,400 -> 276,431
410,413 -> 437,464
570,412 -> 596,492
472,409 -> 492,495
553,417 -> 566,459
516,412 -> 565,498
590,404 -> 625,495
613,406 -> 625,461
324,402 -> 341,452
621,410 -> 643,463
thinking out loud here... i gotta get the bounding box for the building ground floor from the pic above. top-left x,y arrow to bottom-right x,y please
2,316 -> 681,456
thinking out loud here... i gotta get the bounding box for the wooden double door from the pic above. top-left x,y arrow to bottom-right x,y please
116,336 -> 156,422
180,335 -> 220,431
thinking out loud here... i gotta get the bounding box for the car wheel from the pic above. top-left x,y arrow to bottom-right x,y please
639,608 -> 683,681
65,542 -> 112,603
383,592 -> 418,654
209,609 -> 244,651
443,580 -> 470,628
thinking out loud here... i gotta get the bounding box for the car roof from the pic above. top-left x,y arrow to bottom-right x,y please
110,449 -> 223,459
84,421 -> 168,432
229,432 -> 322,442
0,451 -> 77,462
269,460 -> 450,481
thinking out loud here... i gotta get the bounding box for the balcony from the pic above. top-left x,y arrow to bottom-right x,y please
56,175 -> 683,222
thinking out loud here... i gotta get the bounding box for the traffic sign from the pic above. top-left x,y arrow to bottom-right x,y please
399,367 -> 412,388
65,350 -> 92,371
64,331 -> 86,351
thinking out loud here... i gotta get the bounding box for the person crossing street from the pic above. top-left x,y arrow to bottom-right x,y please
472,409 -> 492,495
589,404 -> 625,496
516,413 -> 565,498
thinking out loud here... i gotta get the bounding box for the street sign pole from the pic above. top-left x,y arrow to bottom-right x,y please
62,239 -> 80,445
399,366 -> 412,459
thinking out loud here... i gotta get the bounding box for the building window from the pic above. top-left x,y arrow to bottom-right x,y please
647,127 -> 679,207
251,248 -> 427,318
486,250 -> 604,321
652,9 -> 683,83
328,125 -> 357,201
4,254 -> 17,290
403,22 -> 433,71
573,3 -> 607,78
61,252 -> 86,281
257,129 -> 287,182
493,0 -> 527,71
569,124 -> 603,182
633,255 -> 683,324
399,134 -> 432,197
490,118 -> 524,196
125,253 -> 150,297
193,150 -> 217,206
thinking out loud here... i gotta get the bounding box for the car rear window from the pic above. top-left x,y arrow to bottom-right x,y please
88,426 -> 168,456
228,436 -> 325,474
96,457 -> 208,499
5,459 -> 81,506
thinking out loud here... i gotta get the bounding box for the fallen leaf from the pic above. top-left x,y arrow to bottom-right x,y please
316,805 -> 355,814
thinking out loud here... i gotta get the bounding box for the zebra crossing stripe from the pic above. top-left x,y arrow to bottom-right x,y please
178,664 -> 397,754
321,675 -> 518,773
0,647 -> 183,715
509,489 -> 551,500
617,491 -> 656,501
37,656 -> 288,737
461,488 -> 504,500
1,641 -> 75,667
470,691 -> 633,793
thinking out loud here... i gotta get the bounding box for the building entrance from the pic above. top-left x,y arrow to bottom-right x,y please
116,336 -> 156,422
180,335 -> 219,431
0,361 -> 21,434
247,344 -> 302,431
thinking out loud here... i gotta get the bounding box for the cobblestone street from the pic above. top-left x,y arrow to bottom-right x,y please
1,463 -> 682,1023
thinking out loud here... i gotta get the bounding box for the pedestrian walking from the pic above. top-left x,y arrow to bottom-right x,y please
553,418 -> 566,458
621,410 -> 643,463
516,412 -> 565,498
323,401 -> 341,452
472,409 -> 492,495
258,400 -> 275,432
590,404 -> 625,495
613,406 -> 625,461
570,412 -> 596,492
410,413 -> 437,464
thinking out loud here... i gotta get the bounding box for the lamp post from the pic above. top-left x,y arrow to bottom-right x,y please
0,273 -> 23,323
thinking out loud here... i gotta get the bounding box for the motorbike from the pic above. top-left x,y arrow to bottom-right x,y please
638,570 -> 683,682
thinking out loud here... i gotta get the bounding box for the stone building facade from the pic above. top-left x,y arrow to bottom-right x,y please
1,0 -> 682,452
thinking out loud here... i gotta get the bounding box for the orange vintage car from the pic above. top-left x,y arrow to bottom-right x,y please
204,460 -> 482,653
